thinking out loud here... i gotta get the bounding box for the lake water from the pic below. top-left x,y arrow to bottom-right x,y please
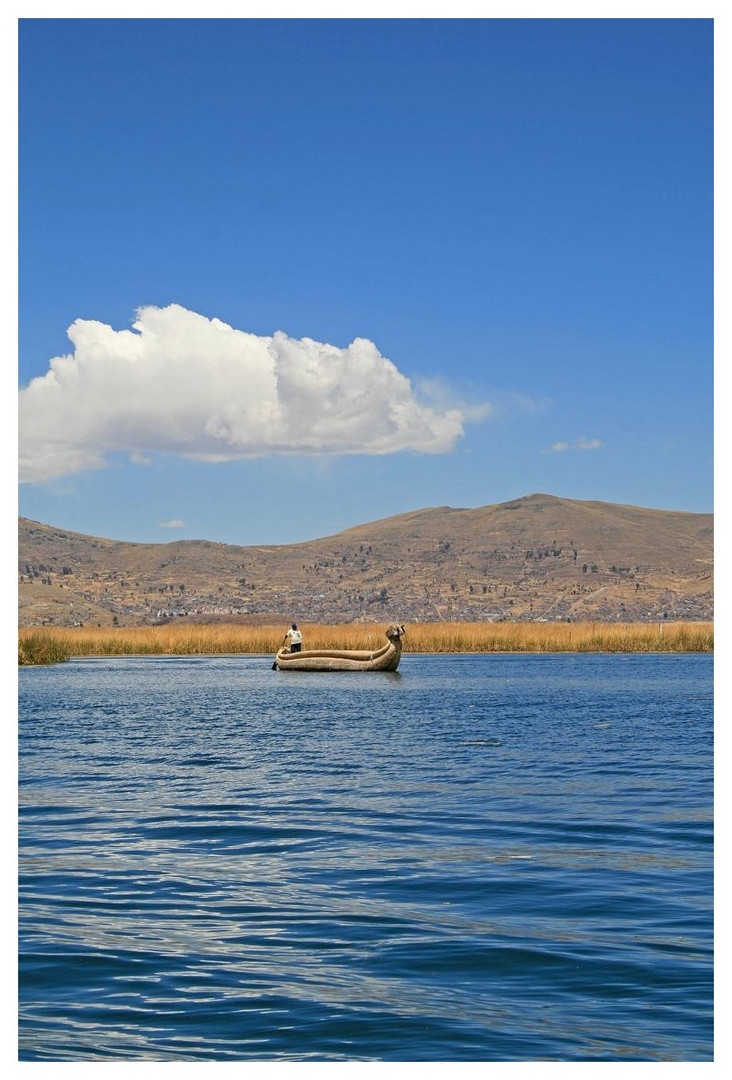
18,652 -> 713,1061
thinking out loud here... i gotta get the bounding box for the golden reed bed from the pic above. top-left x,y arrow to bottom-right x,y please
19,621 -> 713,662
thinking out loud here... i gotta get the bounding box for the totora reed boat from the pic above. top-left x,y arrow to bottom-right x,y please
273,624 -> 406,672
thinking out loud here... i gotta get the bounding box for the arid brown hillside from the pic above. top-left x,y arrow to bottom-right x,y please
18,493 -> 713,627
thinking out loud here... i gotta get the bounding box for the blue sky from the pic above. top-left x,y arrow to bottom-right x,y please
18,16 -> 713,545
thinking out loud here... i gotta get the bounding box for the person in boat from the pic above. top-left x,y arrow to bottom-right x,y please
283,623 -> 302,653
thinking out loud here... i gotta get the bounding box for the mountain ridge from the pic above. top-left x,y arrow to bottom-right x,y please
19,494 -> 713,627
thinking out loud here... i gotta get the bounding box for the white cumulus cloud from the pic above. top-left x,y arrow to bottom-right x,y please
19,304 -> 482,484
158,519 -> 186,529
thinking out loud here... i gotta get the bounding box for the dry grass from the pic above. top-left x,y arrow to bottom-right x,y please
18,633 -> 72,665
19,620 -> 713,658
404,621 -> 713,653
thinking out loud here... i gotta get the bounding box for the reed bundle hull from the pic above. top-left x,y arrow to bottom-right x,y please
274,624 -> 405,672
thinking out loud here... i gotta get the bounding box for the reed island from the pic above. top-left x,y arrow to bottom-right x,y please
19,620 -> 713,665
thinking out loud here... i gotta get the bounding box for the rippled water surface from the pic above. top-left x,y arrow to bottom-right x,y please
19,653 -> 713,1061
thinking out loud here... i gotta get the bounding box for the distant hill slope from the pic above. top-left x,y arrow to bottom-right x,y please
18,493 -> 713,626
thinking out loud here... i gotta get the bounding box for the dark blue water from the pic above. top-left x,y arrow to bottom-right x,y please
18,653 -> 713,1061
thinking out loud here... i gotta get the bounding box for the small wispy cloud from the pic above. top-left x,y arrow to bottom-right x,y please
505,391 -> 551,415
543,436 -> 603,454
415,377 -> 496,423
158,519 -> 186,529
19,304 -> 493,483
